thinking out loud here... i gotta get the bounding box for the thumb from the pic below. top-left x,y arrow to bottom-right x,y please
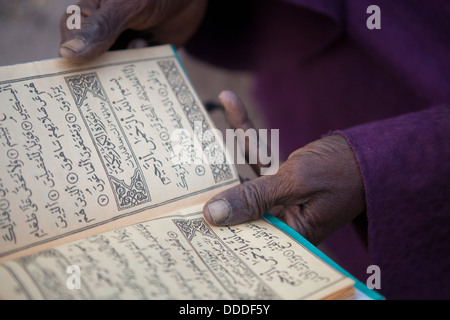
218,90 -> 279,176
59,2 -> 130,63
203,175 -> 282,226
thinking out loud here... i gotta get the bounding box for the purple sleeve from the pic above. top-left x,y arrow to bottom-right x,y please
333,105 -> 450,299
186,0 -> 450,299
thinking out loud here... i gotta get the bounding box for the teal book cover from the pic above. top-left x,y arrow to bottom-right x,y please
264,213 -> 384,300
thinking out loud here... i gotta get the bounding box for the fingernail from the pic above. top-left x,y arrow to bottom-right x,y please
207,199 -> 231,224
61,37 -> 86,53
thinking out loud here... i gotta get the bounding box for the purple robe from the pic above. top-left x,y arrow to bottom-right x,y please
186,0 -> 450,299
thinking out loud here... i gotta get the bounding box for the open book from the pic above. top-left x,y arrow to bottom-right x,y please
0,45 -> 381,300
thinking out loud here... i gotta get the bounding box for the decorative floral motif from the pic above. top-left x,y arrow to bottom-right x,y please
65,73 -> 106,108
172,218 -> 215,241
110,168 -> 150,209
65,72 -> 150,210
157,60 -> 233,183
172,217 -> 279,299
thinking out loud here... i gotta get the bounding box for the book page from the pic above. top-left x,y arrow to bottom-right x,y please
0,204 -> 354,300
0,45 -> 239,262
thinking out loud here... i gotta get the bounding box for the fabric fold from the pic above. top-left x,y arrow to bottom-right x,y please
332,105 -> 450,299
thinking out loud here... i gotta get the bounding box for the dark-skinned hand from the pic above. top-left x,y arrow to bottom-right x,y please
59,0 -> 207,63
58,2 -> 366,246
203,91 -> 366,246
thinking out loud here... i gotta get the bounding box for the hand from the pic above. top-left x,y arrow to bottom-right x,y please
59,0 -> 207,63
203,91 -> 366,245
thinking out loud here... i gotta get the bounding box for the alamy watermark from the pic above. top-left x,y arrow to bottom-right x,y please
367,5 -> 381,30
63,1 -> 380,172
366,265 -> 381,290
66,4 -> 381,31
170,121 -> 280,175
66,264 -> 81,290
66,5 -> 81,30
66,264 -> 380,292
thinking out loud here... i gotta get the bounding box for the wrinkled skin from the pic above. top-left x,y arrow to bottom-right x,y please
59,1 -> 366,246
203,91 -> 366,245
59,0 -> 207,63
